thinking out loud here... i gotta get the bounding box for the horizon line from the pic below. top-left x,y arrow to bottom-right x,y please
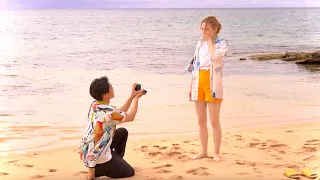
1,7 -> 320,10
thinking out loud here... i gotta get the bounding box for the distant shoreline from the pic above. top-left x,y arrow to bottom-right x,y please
1,7 -> 320,11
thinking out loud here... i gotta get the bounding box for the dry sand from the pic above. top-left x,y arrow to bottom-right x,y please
0,122 -> 319,180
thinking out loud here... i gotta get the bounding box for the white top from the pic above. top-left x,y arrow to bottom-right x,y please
198,41 -> 211,69
96,146 -> 112,164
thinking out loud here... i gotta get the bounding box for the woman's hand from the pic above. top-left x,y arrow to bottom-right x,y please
213,55 -> 223,69
202,33 -> 212,42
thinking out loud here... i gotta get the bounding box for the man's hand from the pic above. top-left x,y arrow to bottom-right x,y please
130,83 -> 140,99
134,90 -> 145,99
88,167 -> 95,180
123,89 -> 145,122
119,83 -> 144,112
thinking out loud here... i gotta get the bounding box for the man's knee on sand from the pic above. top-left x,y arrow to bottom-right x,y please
116,127 -> 128,137
124,166 -> 135,178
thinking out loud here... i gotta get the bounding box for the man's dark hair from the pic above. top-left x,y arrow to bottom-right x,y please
89,76 -> 110,101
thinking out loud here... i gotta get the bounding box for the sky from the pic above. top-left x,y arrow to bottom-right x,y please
0,0 -> 319,9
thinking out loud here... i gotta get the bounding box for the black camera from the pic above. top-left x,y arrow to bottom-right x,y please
135,84 -> 147,94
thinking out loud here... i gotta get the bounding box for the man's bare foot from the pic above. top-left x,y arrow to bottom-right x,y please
192,152 -> 208,160
213,153 -> 221,161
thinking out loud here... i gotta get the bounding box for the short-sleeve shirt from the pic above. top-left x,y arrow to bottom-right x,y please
198,38 -> 229,69
79,101 -> 126,168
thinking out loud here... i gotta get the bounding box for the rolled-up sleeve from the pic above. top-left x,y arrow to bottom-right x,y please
107,107 -> 126,124
216,39 -> 230,56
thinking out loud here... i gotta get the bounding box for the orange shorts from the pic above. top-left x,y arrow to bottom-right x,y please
198,69 -> 223,103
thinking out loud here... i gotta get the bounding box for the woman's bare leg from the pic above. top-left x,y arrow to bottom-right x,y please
193,101 -> 209,159
208,102 -> 222,161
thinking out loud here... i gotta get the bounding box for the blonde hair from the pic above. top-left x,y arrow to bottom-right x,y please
200,16 -> 222,34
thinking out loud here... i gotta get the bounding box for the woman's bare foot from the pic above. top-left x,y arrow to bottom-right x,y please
192,152 -> 208,160
213,153 -> 221,161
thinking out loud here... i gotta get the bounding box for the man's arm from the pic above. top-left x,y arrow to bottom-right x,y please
118,96 -> 134,112
121,89 -> 145,123
118,83 -> 140,112
122,97 -> 139,123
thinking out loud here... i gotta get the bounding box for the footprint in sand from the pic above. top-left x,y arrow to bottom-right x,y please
307,139 -> 320,143
134,167 -> 142,172
157,169 -> 172,173
177,155 -> 189,161
0,172 -> 9,176
29,175 -> 45,179
167,151 -> 182,157
305,139 -> 320,146
159,146 -> 168,150
253,168 -> 263,174
237,172 -> 250,176
303,155 -> 318,161
7,160 -> 18,164
24,164 -> 34,168
268,162 -> 300,169
153,145 -> 168,150
235,160 -> 257,167
186,167 -> 210,176
48,169 -> 57,172
249,140 -> 289,153
172,175 -> 184,179
153,164 -> 173,169
73,171 -> 87,176
248,142 -> 261,148
170,147 -> 180,151
301,146 -> 317,153
183,141 -> 190,144
270,143 -> 288,148
149,151 -> 162,157
141,146 -> 148,152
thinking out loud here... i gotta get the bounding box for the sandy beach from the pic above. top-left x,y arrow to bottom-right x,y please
0,67 -> 320,180
0,122 -> 319,180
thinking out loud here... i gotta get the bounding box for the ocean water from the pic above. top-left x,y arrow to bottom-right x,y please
1,8 -> 320,74
0,8 -> 319,154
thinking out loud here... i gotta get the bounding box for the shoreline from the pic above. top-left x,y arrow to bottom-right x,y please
0,122 -> 319,179
1,117 -> 319,156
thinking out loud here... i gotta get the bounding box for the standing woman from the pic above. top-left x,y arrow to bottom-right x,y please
186,16 -> 229,161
